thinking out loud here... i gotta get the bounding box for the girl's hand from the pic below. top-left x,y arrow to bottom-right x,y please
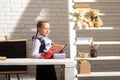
42,50 -> 53,59
41,53 -> 45,58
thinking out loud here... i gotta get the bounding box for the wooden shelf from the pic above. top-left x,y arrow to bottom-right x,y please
76,56 -> 120,61
77,72 -> 120,77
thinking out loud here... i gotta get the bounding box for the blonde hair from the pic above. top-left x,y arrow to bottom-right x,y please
35,21 -> 49,37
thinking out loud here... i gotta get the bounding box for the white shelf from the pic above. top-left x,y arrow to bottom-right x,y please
77,72 -> 120,77
74,0 -> 120,2
94,41 -> 120,45
75,27 -> 117,30
99,13 -> 120,16
75,41 -> 120,45
76,56 -> 120,61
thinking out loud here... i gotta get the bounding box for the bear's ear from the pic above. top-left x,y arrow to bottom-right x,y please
88,9 -> 93,15
74,8 -> 80,15
96,9 -> 100,13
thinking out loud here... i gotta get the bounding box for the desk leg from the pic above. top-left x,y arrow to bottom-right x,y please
16,74 -> 20,80
5,74 -> 10,80
65,66 -> 76,80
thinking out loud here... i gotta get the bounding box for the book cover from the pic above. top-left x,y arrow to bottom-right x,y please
50,44 -> 67,54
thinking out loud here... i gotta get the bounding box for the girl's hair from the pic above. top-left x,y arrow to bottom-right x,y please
35,21 -> 49,37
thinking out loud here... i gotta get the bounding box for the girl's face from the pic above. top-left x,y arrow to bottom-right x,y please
38,22 -> 51,37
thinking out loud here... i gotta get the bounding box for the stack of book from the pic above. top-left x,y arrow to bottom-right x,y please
53,53 -> 66,59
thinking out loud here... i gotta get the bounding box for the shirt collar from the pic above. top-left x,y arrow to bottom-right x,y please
37,35 -> 48,40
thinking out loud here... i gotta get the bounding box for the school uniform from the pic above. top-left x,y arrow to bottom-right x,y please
32,35 -> 57,80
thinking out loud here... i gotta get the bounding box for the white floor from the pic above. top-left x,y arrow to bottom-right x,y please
0,66 -> 64,80
0,74 -> 35,80
0,73 -> 64,80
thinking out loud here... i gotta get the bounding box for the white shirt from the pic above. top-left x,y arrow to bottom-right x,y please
32,35 -> 53,58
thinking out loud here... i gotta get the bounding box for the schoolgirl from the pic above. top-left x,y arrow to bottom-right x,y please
32,21 -> 57,80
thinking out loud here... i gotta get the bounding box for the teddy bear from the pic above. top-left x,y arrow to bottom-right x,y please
88,9 -> 103,28
73,8 -> 89,29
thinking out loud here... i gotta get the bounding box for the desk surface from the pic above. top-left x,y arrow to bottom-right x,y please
0,58 -> 74,67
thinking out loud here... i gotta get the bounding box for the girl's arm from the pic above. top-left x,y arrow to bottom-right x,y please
32,39 -> 42,58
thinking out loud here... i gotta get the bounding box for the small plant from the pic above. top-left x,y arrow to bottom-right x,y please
89,43 -> 99,57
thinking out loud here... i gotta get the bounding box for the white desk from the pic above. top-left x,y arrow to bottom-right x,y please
0,58 -> 75,80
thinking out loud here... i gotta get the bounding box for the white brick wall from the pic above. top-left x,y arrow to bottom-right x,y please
0,0 -> 69,79
0,0 -> 69,55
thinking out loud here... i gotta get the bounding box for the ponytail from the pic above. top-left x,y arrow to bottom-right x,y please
35,31 -> 38,38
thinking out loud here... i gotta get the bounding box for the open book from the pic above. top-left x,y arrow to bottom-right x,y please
49,44 -> 67,54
